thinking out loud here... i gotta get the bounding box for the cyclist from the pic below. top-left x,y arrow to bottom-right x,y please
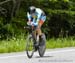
27,6 -> 46,46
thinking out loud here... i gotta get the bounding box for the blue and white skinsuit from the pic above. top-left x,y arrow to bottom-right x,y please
27,8 -> 46,26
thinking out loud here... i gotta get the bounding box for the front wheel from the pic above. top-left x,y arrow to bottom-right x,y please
26,34 -> 35,58
38,33 -> 46,57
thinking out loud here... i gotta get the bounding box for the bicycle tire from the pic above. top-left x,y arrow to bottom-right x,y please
26,34 -> 35,58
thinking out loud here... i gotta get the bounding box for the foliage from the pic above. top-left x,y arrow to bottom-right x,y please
0,37 -> 75,53
46,37 -> 75,48
0,0 -> 75,40
43,9 -> 75,38
0,35 -> 26,53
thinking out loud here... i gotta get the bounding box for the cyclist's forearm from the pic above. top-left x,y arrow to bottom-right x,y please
33,22 -> 38,26
27,12 -> 31,21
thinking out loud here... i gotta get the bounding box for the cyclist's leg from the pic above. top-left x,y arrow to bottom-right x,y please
32,26 -> 37,41
37,15 -> 46,36
37,20 -> 44,36
34,16 -> 46,46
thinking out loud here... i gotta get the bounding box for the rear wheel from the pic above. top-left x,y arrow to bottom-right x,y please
26,34 -> 35,58
38,33 -> 46,57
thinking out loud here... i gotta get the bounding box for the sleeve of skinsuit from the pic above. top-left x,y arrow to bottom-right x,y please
27,12 -> 31,21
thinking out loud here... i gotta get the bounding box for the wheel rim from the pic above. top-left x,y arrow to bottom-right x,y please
26,35 -> 34,58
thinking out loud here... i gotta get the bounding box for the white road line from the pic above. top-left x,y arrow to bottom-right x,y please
0,54 -> 26,59
0,48 -> 75,59
46,49 -> 75,54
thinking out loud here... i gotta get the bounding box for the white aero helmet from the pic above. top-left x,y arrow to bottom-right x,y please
28,6 -> 36,14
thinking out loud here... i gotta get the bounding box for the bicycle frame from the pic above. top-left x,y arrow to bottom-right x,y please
24,26 -> 38,42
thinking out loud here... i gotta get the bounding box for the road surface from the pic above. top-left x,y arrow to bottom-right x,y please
0,47 -> 75,63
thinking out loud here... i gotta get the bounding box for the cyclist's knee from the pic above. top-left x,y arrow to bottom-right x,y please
39,20 -> 44,27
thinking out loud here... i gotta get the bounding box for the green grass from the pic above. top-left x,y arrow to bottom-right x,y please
0,37 -> 26,53
46,37 -> 75,49
0,37 -> 75,53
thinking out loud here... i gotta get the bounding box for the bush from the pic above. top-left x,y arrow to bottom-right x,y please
0,0 -> 75,40
43,9 -> 75,38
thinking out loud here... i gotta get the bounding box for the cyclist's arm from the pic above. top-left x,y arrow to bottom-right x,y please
27,12 -> 31,22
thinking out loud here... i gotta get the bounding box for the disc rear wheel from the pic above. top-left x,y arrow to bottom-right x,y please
38,33 -> 46,57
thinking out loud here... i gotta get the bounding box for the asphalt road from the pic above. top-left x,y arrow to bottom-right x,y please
0,47 -> 75,63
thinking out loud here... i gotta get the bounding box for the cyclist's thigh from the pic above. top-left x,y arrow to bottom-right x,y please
39,16 -> 46,27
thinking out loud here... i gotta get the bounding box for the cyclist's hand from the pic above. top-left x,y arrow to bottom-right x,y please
27,21 -> 31,25
27,21 -> 34,26
31,22 -> 34,25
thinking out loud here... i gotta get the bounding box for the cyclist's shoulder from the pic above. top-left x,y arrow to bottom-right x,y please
36,8 -> 43,13
36,8 -> 41,11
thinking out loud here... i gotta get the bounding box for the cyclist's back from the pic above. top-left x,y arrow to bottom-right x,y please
27,6 -> 46,26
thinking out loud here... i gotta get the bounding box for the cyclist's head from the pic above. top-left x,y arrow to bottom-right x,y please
28,6 -> 36,14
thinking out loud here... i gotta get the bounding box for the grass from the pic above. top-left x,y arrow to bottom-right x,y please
0,37 -> 75,53
46,37 -> 75,49
0,36 -> 26,53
